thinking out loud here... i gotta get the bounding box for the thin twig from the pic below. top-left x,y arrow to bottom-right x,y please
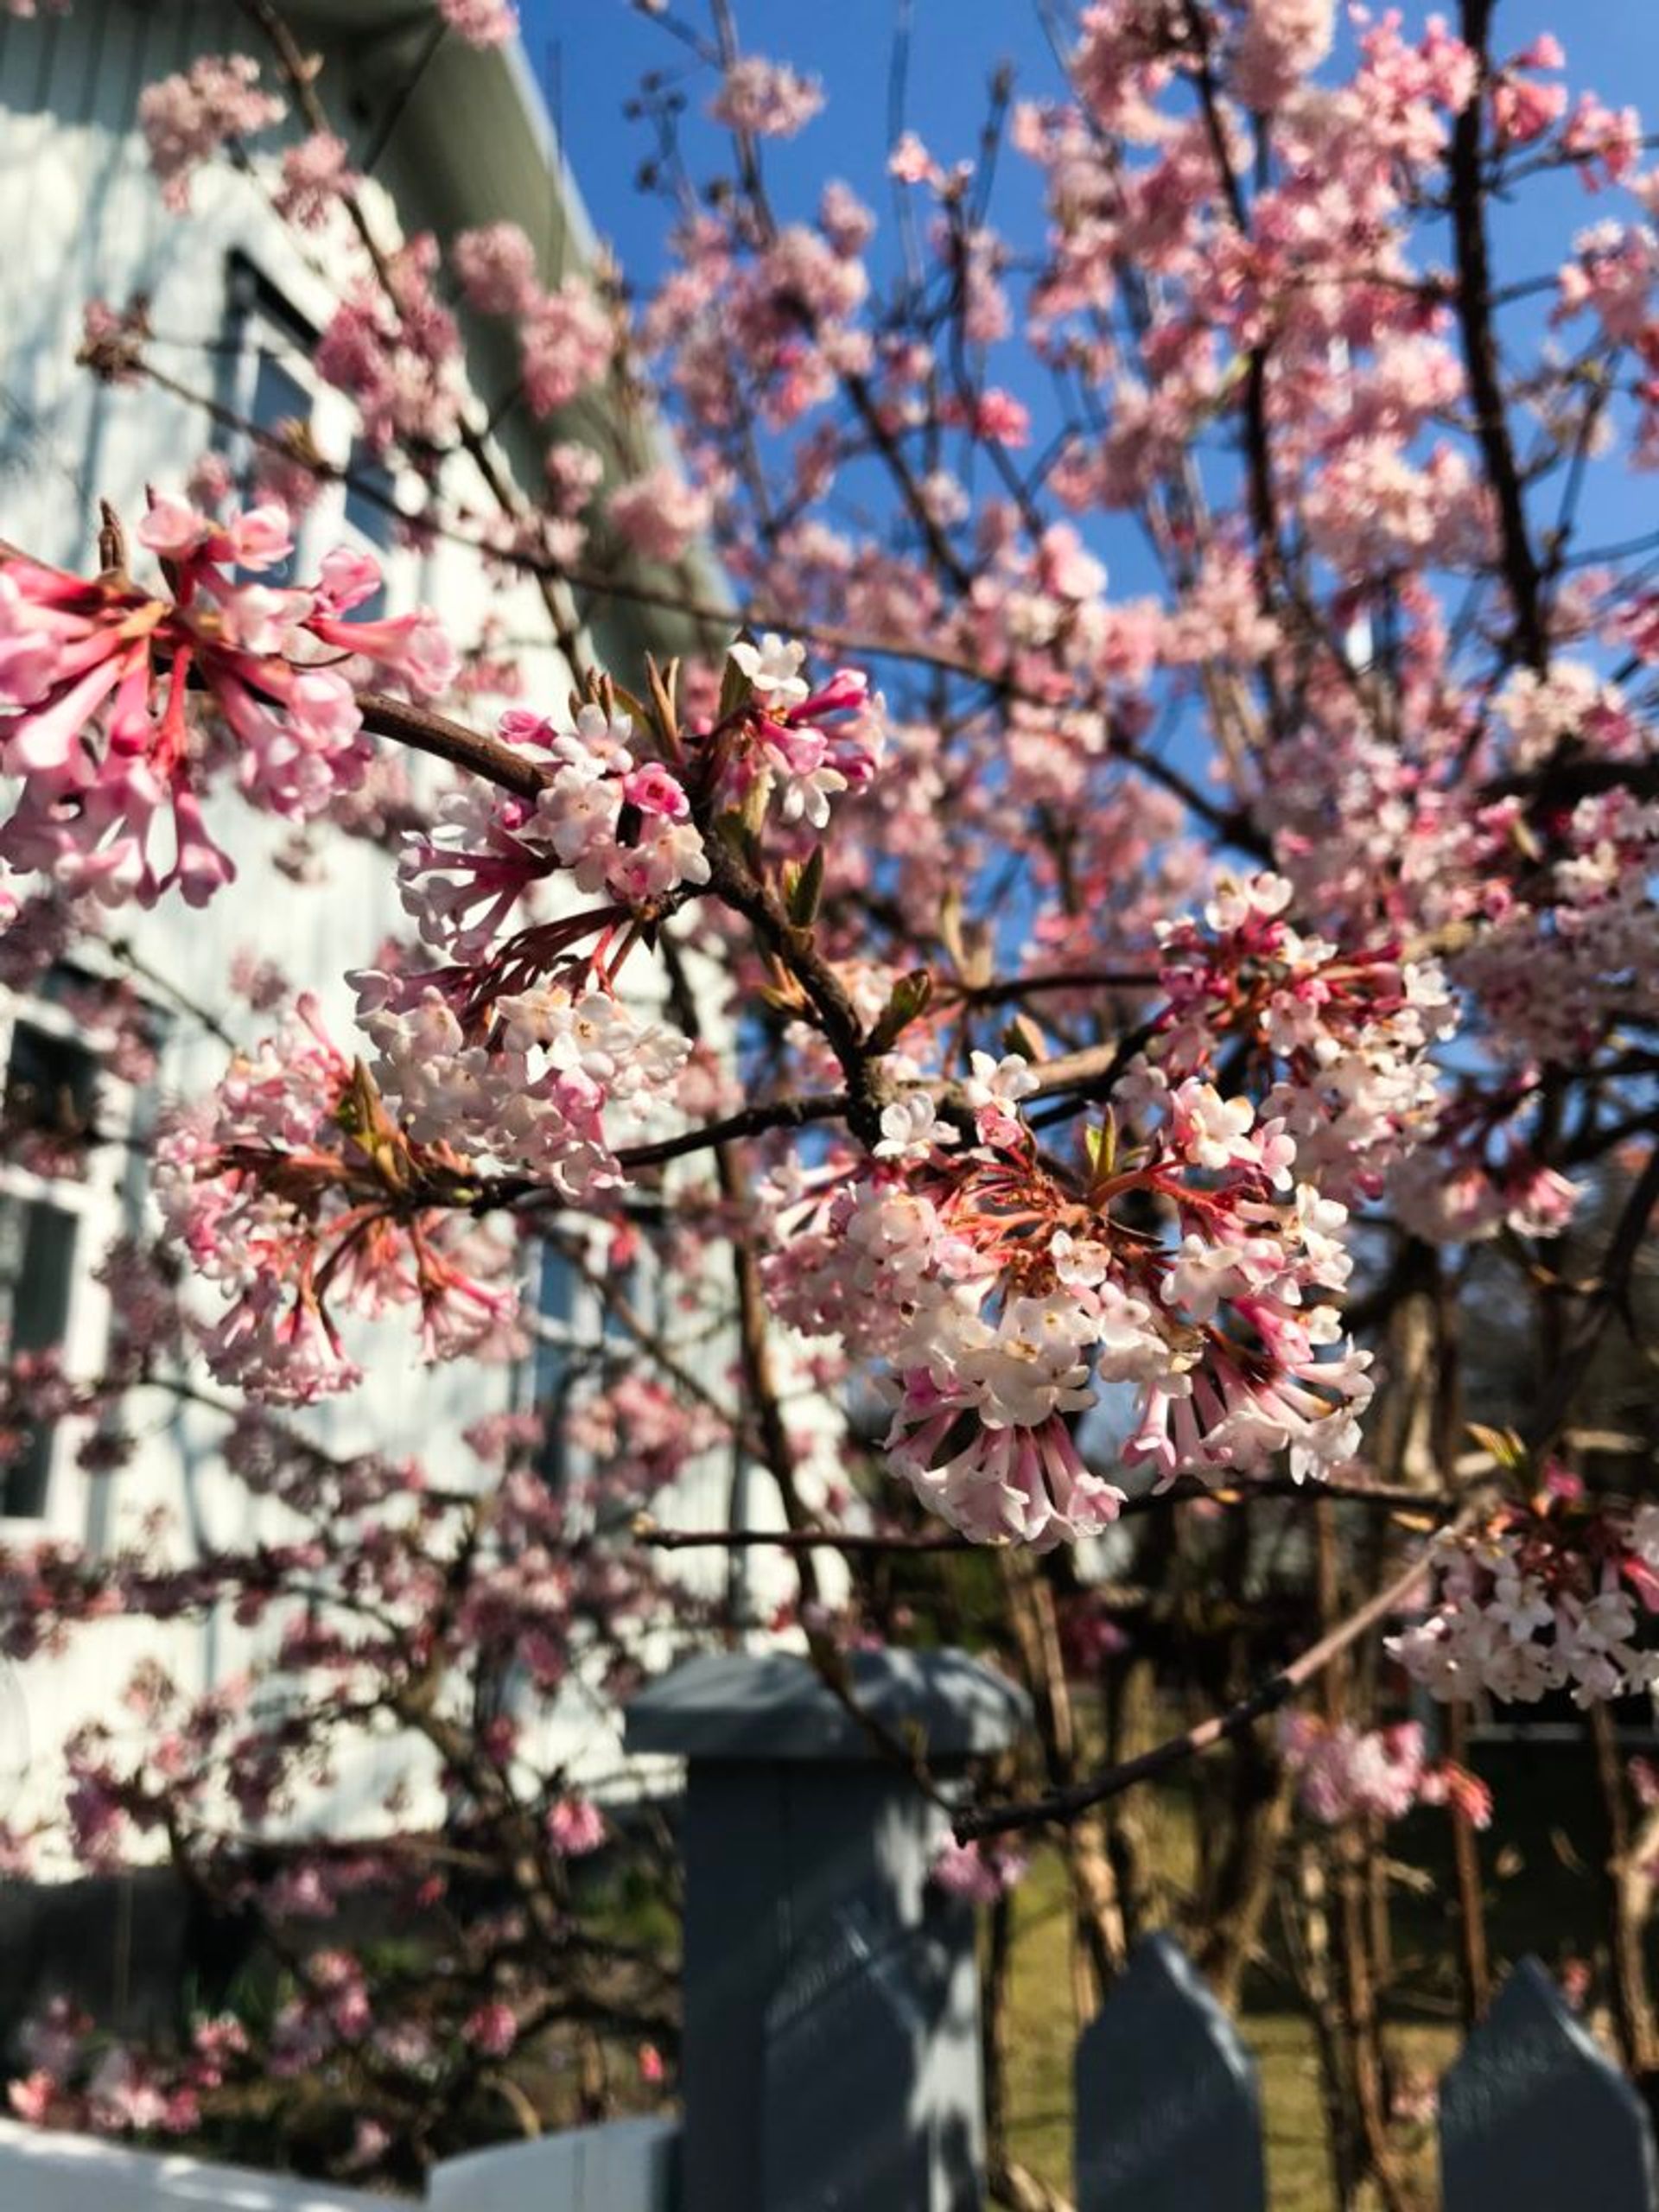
953,1506 -> 1478,1841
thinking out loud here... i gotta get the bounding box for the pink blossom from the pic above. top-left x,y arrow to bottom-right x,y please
272,133 -> 357,228
520,279 -> 614,416
462,2001 -> 519,2057
1561,94 -> 1645,188
8,2072 -> 55,2124
1230,0 -> 1334,111
819,181 -> 875,256
315,237 -> 463,451
607,467 -> 714,564
888,132 -> 940,188
1280,1714 -> 1427,1824
1492,69 -> 1568,147
929,1836 -> 1027,1904
622,762 -> 692,820
439,0 -> 517,45
710,57 -> 825,140
0,497 -> 471,906
548,1794 -> 607,1856
453,222 -> 540,316
138,55 -> 284,211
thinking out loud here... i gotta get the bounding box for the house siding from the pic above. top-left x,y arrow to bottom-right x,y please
0,0 -> 817,1862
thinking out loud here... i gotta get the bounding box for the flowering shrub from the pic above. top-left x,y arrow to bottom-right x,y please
1,0 -> 1659,2191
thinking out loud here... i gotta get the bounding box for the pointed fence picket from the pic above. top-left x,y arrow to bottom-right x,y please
1069,1936 -> 1657,2212
1440,1956 -> 1656,2211
1073,1931 -> 1266,2212
3,1945 -> 1656,2212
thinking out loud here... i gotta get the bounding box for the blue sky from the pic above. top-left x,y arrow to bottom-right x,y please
528,0 -> 1659,296
523,0 -> 1659,694
524,0 -> 1064,293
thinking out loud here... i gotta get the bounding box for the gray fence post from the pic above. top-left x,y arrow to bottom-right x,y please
1073,1931 -> 1267,2212
1440,1956 -> 1657,2211
624,1646 -> 1029,2212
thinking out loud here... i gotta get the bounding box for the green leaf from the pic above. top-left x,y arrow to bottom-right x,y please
784,845 -> 825,927
1084,1110 -> 1117,1183
1466,1422 -> 1525,1471
868,969 -> 933,1053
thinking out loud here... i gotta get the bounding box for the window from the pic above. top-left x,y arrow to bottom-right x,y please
341,444 -> 397,620
219,257 -> 320,583
530,1241 -> 582,1491
0,976 -> 130,1524
219,254 -> 416,620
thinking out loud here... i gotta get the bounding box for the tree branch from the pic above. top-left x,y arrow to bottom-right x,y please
953,1506 -> 1478,1841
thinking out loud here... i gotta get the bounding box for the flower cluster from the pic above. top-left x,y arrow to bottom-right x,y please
272,131 -> 358,230
398,699 -> 712,954
1279,1712 -> 1491,1827
710,56 -> 826,140
138,54 -> 283,211
440,0 -> 518,46
354,961 -> 691,1203
608,465 -> 715,564
929,1834 -> 1028,1904
766,1000 -> 1373,1547
453,221 -> 541,316
722,635 -> 884,828
519,277 -> 616,417
316,236 -> 465,452
155,997 -> 521,1402
9,2001 -> 250,2137
548,1793 -> 607,1856
1154,871 -> 1456,1204
0,499 -> 455,908
1390,1488 -> 1659,1707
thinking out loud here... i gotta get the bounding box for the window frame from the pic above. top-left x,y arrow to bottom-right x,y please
0,979 -> 134,1540
219,251 -> 423,619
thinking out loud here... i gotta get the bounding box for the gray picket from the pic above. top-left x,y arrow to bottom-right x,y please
1073,1931 -> 1267,2212
760,1904 -> 950,2211
428,2120 -> 677,2212
1440,1956 -> 1656,2212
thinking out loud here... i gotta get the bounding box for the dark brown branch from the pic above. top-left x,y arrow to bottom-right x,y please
954,1508 -> 1478,1842
357,689 -> 547,799
615,1090 -> 851,1170
1451,0 -> 1548,671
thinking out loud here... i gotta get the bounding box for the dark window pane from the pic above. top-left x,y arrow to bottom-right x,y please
3,1022 -> 97,1179
251,348 -> 308,440
0,1194 -> 76,1516
245,349 -> 309,582
343,447 -> 397,620
534,1245 -> 577,1491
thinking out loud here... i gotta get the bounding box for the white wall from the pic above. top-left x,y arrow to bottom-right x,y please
0,0 -> 802,1859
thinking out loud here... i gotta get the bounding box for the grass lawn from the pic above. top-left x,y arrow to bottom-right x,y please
1001,1847 -> 1459,2208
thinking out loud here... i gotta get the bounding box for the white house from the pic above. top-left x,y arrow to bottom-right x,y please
0,0 -> 830,1867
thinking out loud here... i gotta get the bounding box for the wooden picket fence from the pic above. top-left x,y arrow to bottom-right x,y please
3,1933 -> 1650,2211
1072,1932 -> 1657,2210
0,2113 -> 680,2212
